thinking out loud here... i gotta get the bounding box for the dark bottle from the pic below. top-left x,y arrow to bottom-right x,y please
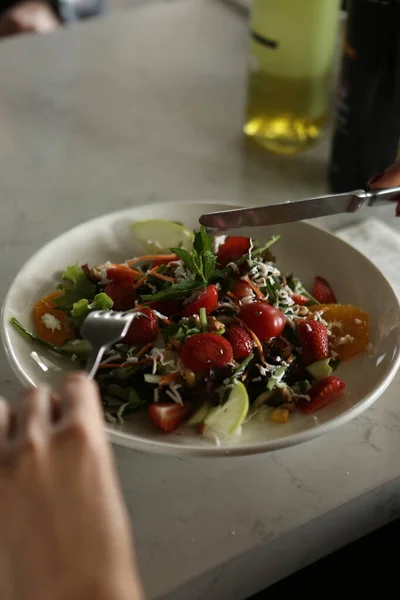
329,0 -> 400,193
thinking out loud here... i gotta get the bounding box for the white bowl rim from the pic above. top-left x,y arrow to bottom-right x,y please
2,200 -> 400,457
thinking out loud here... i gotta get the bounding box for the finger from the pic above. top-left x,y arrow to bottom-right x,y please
13,387 -> 52,442
50,393 -> 63,423
58,372 -> 104,428
368,159 -> 400,189
0,397 -> 11,440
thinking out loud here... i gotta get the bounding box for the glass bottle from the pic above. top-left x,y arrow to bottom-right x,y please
329,0 -> 400,193
244,0 -> 341,155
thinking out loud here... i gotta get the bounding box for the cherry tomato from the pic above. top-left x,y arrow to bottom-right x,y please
181,285 -> 218,318
217,237 -> 251,267
149,402 -> 191,433
104,280 -> 136,312
292,293 -> 309,306
232,279 -> 254,300
180,333 -> 233,373
123,308 -> 159,345
239,301 -> 285,342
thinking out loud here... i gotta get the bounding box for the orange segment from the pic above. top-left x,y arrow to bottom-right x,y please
309,304 -> 369,361
33,291 -> 74,346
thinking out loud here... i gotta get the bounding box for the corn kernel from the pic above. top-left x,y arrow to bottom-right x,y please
270,408 -> 289,424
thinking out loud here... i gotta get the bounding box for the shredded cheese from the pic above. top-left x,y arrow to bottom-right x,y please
41,313 -> 61,332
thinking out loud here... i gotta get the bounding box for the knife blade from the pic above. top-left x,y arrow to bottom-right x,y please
199,190 -> 368,231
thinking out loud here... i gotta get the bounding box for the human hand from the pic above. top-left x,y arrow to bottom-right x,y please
0,1 -> 59,38
368,161 -> 400,216
0,373 -> 144,600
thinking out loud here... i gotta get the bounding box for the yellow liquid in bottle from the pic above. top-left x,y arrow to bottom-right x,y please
244,0 -> 340,154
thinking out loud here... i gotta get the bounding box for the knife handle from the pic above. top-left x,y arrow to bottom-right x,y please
365,185 -> 400,206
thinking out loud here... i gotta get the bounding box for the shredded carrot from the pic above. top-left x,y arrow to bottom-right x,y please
133,276 -> 147,289
131,270 -> 144,278
120,358 -> 152,368
242,276 -> 265,300
227,291 -> 240,305
136,343 -> 152,359
126,254 -> 178,266
158,372 -> 181,388
107,263 -> 143,278
234,316 -> 267,365
149,267 -> 175,283
158,316 -> 172,325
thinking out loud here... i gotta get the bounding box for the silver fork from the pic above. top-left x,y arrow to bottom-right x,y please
80,311 -> 136,378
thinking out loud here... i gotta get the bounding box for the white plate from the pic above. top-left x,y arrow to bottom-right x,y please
2,202 -> 400,456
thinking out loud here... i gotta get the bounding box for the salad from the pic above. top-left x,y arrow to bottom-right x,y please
11,220 -> 369,438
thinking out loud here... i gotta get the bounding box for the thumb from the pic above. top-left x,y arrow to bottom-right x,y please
368,160 -> 400,216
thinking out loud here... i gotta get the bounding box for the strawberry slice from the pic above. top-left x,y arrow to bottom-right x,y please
300,376 -> 346,414
180,333 -> 233,373
226,325 -> 254,360
181,285 -> 218,317
297,320 -> 329,365
292,293 -> 309,306
123,308 -> 159,345
217,236 -> 251,268
312,276 -> 337,304
149,402 -> 191,433
104,280 -> 136,311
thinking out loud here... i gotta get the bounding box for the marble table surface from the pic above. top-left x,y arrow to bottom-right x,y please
0,1 -> 399,598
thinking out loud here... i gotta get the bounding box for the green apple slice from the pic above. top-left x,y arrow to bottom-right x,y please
130,219 -> 194,254
306,358 -> 332,380
186,402 -> 211,427
204,381 -> 249,435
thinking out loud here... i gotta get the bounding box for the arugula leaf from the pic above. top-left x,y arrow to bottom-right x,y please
264,277 -> 281,303
71,293 -> 113,328
10,317 -> 87,359
53,264 -> 96,306
140,280 -> 204,302
253,234 -> 280,257
287,277 -> 320,306
106,384 -> 144,407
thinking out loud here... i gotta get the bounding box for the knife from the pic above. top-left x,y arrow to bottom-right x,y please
199,186 -> 400,231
